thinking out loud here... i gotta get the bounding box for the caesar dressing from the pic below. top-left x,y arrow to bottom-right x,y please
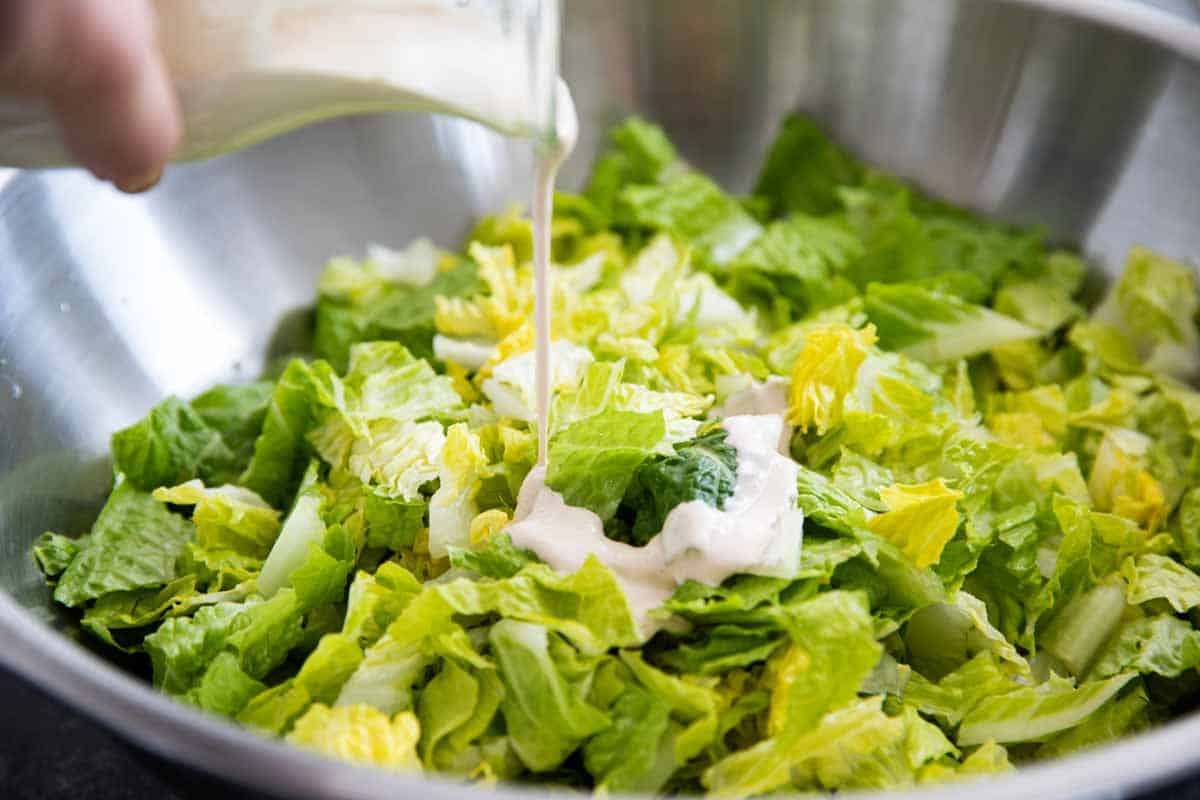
507,414 -> 804,636
718,376 -> 793,453
531,83 -> 579,464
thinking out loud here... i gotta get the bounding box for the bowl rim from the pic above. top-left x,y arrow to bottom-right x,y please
3,1 -> 1200,799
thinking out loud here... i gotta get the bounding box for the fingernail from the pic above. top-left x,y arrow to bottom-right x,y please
115,168 -> 163,194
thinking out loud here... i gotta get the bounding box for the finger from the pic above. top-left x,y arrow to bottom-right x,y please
0,0 -> 181,190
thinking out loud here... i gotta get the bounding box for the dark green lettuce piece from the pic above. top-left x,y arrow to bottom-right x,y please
611,427 -> 739,546
753,115 -> 864,217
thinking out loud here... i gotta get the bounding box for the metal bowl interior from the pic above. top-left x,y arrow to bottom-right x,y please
1,1 -> 1199,798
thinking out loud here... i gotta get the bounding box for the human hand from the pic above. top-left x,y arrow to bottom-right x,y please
0,0 -> 181,192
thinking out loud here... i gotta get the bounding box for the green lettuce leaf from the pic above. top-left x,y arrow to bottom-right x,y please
545,409 -> 666,520
490,620 -> 609,771
32,531 -> 81,579
1090,615 -> 1200,680
956,672 -> 1137,746
111,397 -> 235,492
611,426 -> 739,546
703,591 -> 880,796
753,114 -> 863,216
190,381 -> 275,468
1122,553 -> 1200,612
619,172 -> 763,266
866,283 -> 1040,363
583,683 -> 675,794
186,650 -> 266,717
447,533 -> 539,579
314,257 -> 483,373
54,479 -> 195,608
240,359 -> 340,508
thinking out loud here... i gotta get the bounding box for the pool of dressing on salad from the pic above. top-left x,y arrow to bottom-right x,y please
517,92 -> 804,638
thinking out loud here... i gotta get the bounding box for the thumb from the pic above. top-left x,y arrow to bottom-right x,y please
0,0 -> 182,191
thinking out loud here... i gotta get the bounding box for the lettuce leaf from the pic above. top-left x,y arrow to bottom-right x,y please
545,409 -> 666,520
611,426 -> 739,546
54,479 -> 195,608
112,397 -> 236,492
957,672 -> 1136,746
753,114 -> 864,216
288,703 -> 422,771
866,283 -> 1040,363
490,620 -> 609,771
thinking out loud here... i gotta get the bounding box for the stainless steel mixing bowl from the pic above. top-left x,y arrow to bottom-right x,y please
2,1 -> 1199,797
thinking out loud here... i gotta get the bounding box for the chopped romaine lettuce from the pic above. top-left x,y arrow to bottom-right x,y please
33,114 -> 1200,795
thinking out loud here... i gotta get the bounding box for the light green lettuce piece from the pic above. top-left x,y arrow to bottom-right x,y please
727,213 -> 862,319
153,480 -> 281,560
185,650 -> 266,717
545,409 -> 666,521
902,652 -> 1016,728
295,633 -> 365,705
258,475 -> 326,598
341,562 -> 423,648
956,672 -> 1137,746
904,591 -> 1031,681
865,283 -> 1040,363
583,683 -> 675,794
1092,247 -> 1200,380
80,576 -> 202,649
490,620 -> 609,771
620,650 -> 724,763
54,479 -> 195,608
481,340 -> 595,423
619,172 -> 763,266
447,533 -> 539,580
32,531 -> 81,579
430,558 -> 641,655
1090,615 -> 1200,680
143,600 -> 247,694
224,589 -> 307,679
1122,553 -> 1200,612
1036,684 -> 1151,759
286,522 -> 356,611
428,423 -> 488,558
111,396 -> 236,493
652,625 -> 784,677
338,419 -> 445,502
417,661 -> 499,768
703,591 -> 880,796
791,699 -> 958,792
287,703 -> 422,771
1040,577 -> 1128,678
342,341 -> 462,424
238,680 -> 314,735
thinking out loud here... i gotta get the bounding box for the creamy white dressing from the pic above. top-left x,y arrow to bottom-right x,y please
507,414 -> 804,637
531,82 -> 579,463
717,376 -> 793,453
